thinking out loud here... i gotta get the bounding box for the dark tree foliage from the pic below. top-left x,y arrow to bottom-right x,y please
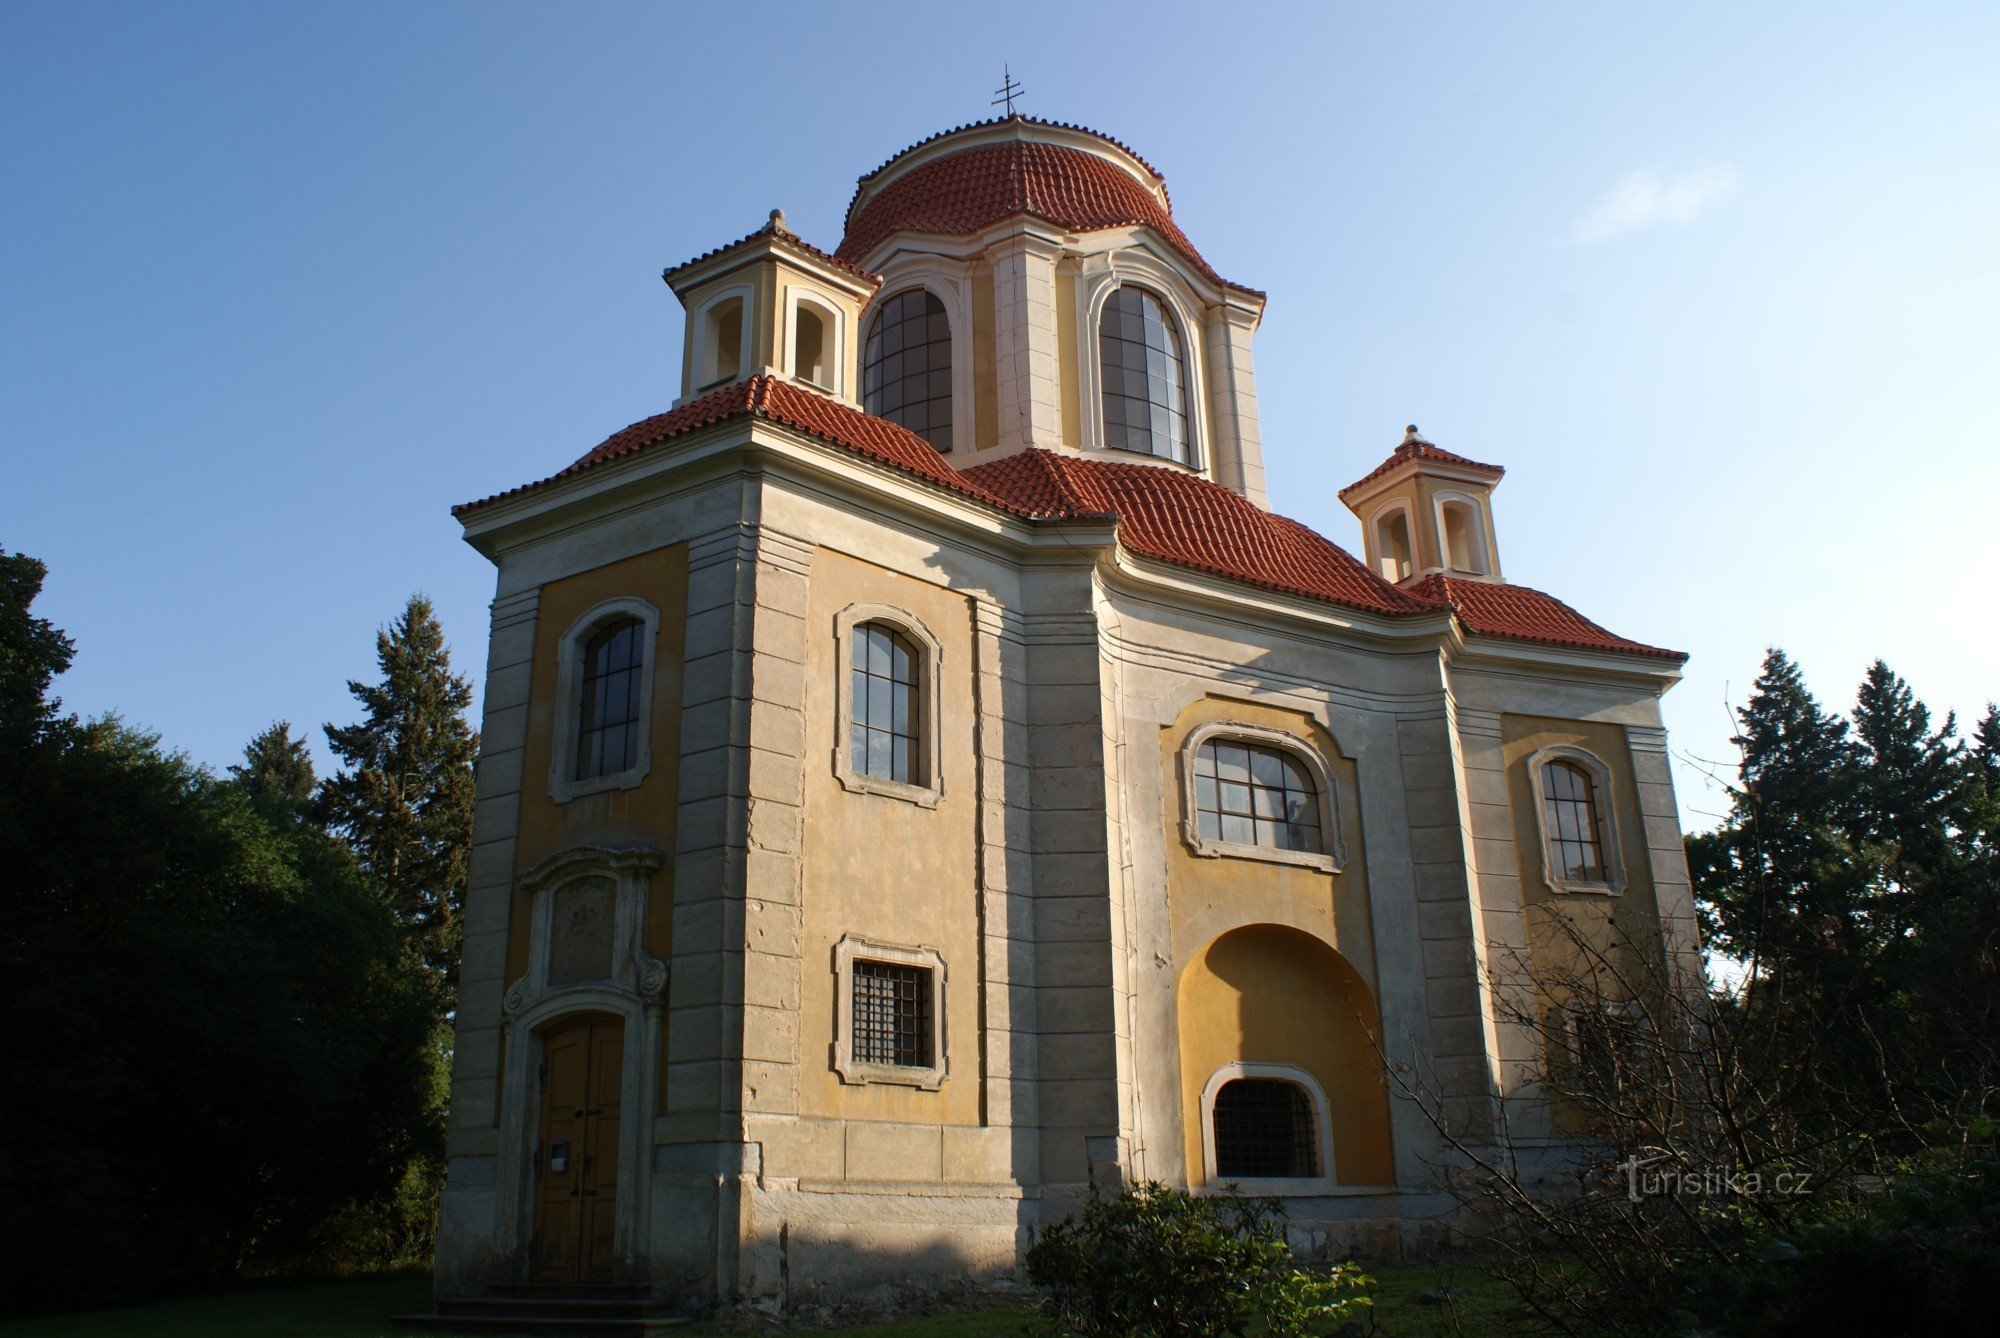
321,595 -> 478,988
1690,648 -> 2000,1162
0,554 -> 440,1313
231,720 -> 317,824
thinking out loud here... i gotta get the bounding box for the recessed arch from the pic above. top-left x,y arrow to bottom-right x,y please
1177,923 -> 1392,1190
1075,258 -> 1209,467
1430,489 -> 1494,576
691,286 -> 751,392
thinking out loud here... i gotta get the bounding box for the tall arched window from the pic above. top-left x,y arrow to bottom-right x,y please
1098,286 -> 1193,464
1212,1077 -> 1319,1178
850,622 -> 919,784
862,289 -> 952,451
1540,759 -> 1606,882
577,619 -> 643,781
1193,739 -> 1322,853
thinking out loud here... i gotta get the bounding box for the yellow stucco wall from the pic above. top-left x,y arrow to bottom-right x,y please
509,543 -> 689,1100
797,547 -> 983,1131
1161,697 -> 1393,1186
1055,263 -> 1081,446
971,270 -> 997,452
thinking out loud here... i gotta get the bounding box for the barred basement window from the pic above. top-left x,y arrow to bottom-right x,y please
851,960 -> 932,1068
1193,739 -> 1323,854
576,619 -> 643,780
1541,759 -> 1606,883
1212,1078 -> 1318,1178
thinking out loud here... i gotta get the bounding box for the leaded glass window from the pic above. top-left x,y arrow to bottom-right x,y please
852,960 -> 931,1067
850,622 -> 918,784
863,289 -> 953,451
1213,1078 -> 1318,1178
576,619 -> 643,780
1193,740 -> 1322,853
1541,760 -> 1606,882
1098,286 -> 1193,464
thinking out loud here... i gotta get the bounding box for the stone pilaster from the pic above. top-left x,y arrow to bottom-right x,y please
985,231 -> 1066,452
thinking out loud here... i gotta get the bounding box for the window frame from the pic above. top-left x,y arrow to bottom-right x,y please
1095,283 -> 1198,465
1075,264 -> 1209,468
1179,722 -> 1343,872
690,285 -> 753,394
784,287 -> 845,396
1429,489 -> 1496,578
862,284 -> 957,452
548,597 -> 660,804
831,934 -> 947,1090
832,603 -> 944,808
1198,1062 -> 1336,1193
1526,744 -> 1626,895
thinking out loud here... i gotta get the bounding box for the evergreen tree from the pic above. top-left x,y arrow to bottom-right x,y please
0,545 -> 75,760
1850,660 -> 1969,929
321,595 -> 478,986
231,720 -> 316,823
1689,648 -> 1871,967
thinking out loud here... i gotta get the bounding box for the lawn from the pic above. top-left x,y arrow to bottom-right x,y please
0,1264 -> 1538,1337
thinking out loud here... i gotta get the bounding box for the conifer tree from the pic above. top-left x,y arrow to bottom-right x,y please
0,545 -> 74,760
1688,648 -> 1871,967
1850,660 -> 1969,924
321,596 -> 477,988
231,720 -> 316,824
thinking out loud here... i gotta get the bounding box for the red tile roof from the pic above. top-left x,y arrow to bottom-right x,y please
664,220 -> 881,288
849,116 -> 1171,211
964,450 -> 1435,617
836,139 -> 1256,294
451,376 -> 1011,516
1410,573 -> 1684,660
457,388 -> 1679,661
1339,435 -> 1505,502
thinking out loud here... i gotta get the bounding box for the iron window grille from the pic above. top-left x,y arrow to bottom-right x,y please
863,289 -> 953,451
576,619 -> 643,780
1193,740 -> 1323,853
851,959 -> 932,1068
1212,1078 -> 1318,1178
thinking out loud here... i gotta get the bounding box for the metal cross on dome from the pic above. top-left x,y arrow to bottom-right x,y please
991,66 -> 1024,116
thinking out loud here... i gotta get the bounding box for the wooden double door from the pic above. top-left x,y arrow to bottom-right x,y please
532,1014 -> 623,1281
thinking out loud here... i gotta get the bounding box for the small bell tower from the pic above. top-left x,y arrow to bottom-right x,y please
664,210 -> 881,407
1339,426 -> 1506,584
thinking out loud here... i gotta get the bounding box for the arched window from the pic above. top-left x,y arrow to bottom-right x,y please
1098,286 -> 1193,464
1212,1078 -> 1319,1178
1540,759 -> 1606,883
1193,739 -> 1322,853
1375,506 -> 1413,582
862,289 -> 953,451
1436,496 -> 1490,575
576,619 -> 643,781
792,303 -> 829,389
700,296 -> 744,390
850,622 -> 919,784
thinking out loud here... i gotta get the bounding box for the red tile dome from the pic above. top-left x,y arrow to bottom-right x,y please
835,120 -> 1251,293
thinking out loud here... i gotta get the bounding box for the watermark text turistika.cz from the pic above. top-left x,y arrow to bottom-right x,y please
1616,1153 -> 1812,1203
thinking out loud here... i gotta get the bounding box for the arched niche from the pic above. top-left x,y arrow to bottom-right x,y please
1177,923 -> 1393,1190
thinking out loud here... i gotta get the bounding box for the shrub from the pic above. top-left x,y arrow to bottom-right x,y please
1025,1181 -> 1370,1337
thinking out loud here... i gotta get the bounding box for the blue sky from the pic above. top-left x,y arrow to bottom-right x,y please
5,1 -> 1997,830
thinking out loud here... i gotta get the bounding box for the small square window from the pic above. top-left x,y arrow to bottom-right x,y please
852,960 -> 931,1068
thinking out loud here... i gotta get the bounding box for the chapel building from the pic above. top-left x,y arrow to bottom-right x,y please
436,115 -> 1698,1313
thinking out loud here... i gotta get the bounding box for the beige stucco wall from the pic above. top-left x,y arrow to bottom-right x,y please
1158,696 -> 1393,1187
510,542 -> 688,1103
795,546 -> 985,1162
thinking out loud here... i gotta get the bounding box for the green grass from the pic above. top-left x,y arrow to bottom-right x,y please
0,1264 -> 1534,1337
